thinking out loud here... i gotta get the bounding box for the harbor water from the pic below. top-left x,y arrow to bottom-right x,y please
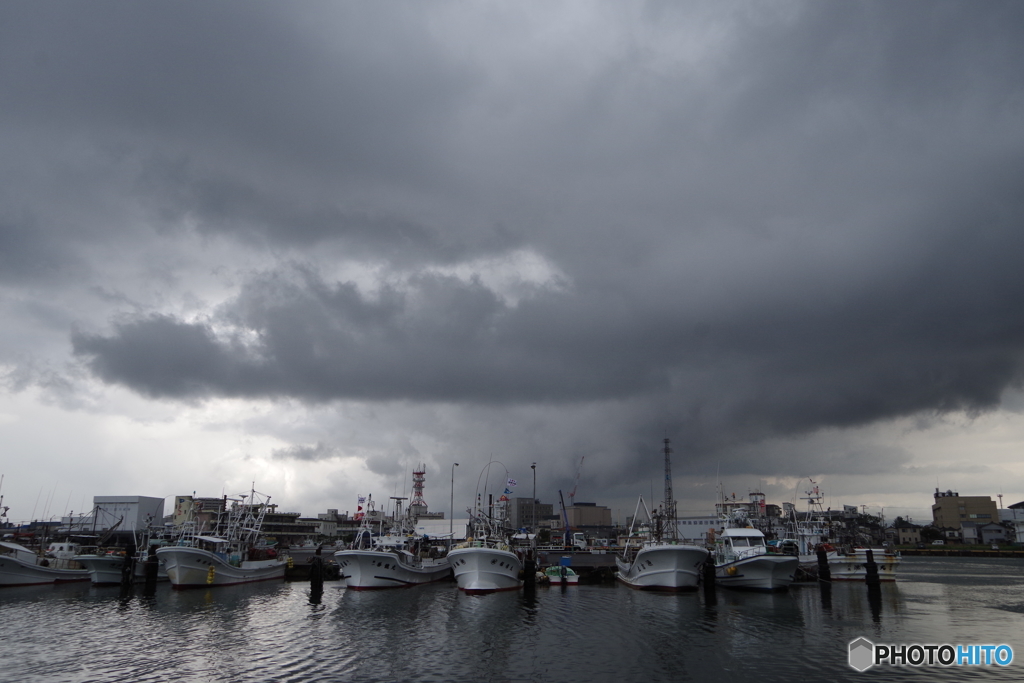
2,556 -> 1022,682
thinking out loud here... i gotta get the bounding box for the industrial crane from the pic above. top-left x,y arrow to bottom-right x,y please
568,455 -> 585,506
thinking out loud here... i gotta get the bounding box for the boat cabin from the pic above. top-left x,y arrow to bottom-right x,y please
0,540 -> 39,563
716,528 -> 769,562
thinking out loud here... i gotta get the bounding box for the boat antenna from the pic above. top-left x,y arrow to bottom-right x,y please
663,438 -> 677,541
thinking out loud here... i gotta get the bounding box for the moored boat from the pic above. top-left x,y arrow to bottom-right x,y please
543,563 -> 579,585
819,546 -> 900,581
0,540 -> 90,586
713,527 -> 798,591
616,440 -> 711,591
449,467 -> 526,594
335,496 -> 451,590
157,538 -> 285,587
336,545 -> 451,589
449,541 -> 522,594
616,539 -> 709,591
156,487 -> 288,589
76,548 -> 169,585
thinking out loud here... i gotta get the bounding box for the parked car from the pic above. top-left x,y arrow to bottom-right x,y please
932,540 -> 946,545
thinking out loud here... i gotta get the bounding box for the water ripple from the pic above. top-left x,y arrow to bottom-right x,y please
2,563 -> 1022,682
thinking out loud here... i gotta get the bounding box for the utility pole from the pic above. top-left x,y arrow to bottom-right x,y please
663,438 -> 676,540
531,463 -> 537,532
450,463 -> 459,540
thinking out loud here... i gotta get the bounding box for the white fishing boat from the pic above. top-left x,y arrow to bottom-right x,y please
75,548 -> 168,585
158,539 -> 285,588
785,481 -> 900,581
615,501 -> 710,591
823,546 -> 901,581
616,541 -> 710,591
448,466 -> 526,594
75,524 -> 171,585
616,440 -> 711,591
335,495 -> 451,590
156,488 -> 287,588
449,540 -> 523,594
0,540 -> 90,586
713,527 -> 798,591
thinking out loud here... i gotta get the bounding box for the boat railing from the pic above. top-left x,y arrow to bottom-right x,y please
454,538 -> 510,551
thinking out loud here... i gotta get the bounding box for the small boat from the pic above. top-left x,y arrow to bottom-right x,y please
544,564 -> 579,585
335,496 -> 451,590
0,540 -> 90,586
616,440 -> 711,591
713,527 -> 798,591
156,487 -> 288,588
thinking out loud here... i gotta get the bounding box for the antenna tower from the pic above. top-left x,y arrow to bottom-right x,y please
410,464 -> 427,509
663,438 -> 676,537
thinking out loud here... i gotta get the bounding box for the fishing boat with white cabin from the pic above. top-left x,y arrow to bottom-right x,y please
713,526 -> 799,591
76,534 -> 170,585
820,545 -> 901,581
0,540 -> 91,586
448,466 -> 525,594
335,495 -> 451,590
785,480 -> 900,581
156,488 -> 287,588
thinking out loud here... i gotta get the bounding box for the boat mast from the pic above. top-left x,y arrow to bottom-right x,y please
663,438 -> 677,542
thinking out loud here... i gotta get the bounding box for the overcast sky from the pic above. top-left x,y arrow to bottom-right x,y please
2,1 -> 1023,527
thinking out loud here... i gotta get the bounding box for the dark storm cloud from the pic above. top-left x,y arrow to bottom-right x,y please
72,269 -> 661,403
6,2 -> 1024,490
74,169 -> 1024,435
0,1 -> 504,264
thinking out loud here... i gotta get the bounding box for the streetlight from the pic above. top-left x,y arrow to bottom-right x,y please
531,463 -> 537,533
450,462 -> 459,540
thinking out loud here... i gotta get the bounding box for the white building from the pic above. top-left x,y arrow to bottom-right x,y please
64,495 -> 165,532
676,515 -> 720,543
415,518 -> 470,541
1000,506 -> 1024,544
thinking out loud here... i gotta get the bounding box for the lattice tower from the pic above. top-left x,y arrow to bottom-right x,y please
663,438 -> 676,538
410,464 -> 427,508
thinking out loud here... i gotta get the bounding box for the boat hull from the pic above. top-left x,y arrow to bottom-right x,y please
616,544 -> 709,591
715,554 -> 798,591
0,556 -> 90,586
75,554 -> 168,585
334,549 -> 451,590
156,547 -> 286,588
448,546 -> 523,594
813,549 -> 900,582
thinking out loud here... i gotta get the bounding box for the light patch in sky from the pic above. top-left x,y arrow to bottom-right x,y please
422,248 -> 568,306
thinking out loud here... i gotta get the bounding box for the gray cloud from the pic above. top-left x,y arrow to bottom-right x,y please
271,441 -> 340,462
4,1 -> 1024,506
